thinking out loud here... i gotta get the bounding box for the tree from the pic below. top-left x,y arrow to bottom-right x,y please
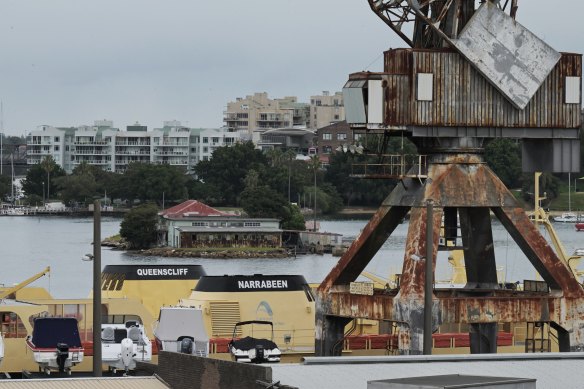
22,161 -> 66,199
54,174 -> 98,206
484,139 -> 522,189
325,151 -> 395,206
281,204 -> 306,230
521,172 -> 560,204
40,156 -> 57,201
0,174 -> 10,200
122,163 -> 189,205
195,142 -> 267,206
240,169 -> 306,229
120,203 -> 159,249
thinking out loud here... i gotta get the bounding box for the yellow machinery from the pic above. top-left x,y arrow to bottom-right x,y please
0,266 -> 50,300
531,172 -> 583,280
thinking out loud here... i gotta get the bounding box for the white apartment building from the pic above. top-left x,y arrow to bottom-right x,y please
27,125 -> 71,170
190,128 -> 239,163
27,121 -> 240,174
309,91 -> 345,130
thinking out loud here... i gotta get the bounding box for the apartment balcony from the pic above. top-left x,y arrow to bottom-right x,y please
73,150 -> 111,155
115,141 -> 151,146
73,159 -> 110,165
257,117 -> 284,122
160,141 -> 188,146
154,151 -> 188,156
114,150 -> 151,155
74,141 -> 110,145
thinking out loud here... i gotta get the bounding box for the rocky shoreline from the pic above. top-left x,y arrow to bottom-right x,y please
131,247 -> 290,259
101,237 -> 291,258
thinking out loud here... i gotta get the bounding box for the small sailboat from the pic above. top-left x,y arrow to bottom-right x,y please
153,306 -> 209,357
26,317 -> 84,375
101,320 -> 152,374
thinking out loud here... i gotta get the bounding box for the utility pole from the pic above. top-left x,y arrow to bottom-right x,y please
423,200 -> 434,355
92,200 -> 102,376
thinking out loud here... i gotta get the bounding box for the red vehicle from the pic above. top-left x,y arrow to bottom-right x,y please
576,223 -> 584,231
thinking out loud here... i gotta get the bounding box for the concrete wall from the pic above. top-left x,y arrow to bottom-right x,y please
150,351 -> 296,389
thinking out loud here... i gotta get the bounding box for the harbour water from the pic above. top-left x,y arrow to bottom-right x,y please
1,216 -> 583,299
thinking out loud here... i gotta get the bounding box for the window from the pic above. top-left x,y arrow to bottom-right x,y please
334,115 -> 339,120
203,147 -> 208,153
244,221 -> 261,227
212,137 -> 219,144
417,73 -> 434,101
337,133 -> 347,140
565,76 -> 581,104
323,146 -> 332,154
203,137 -> 208,143
315,100 -> 322,106
333,99 -> 339,106
54,136 -> 60,142
54,145 -> 60,151
322,133 -> 332,140
1,312 -> 27,338
192,221 -> 207,227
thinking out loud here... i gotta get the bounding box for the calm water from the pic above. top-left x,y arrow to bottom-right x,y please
0,216 -> 582,298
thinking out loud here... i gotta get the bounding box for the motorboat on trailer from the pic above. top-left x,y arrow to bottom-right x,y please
101,320 -> 152,374
154,306 -> 209,356
26,317 -> 84,375
228,320 -> 281,363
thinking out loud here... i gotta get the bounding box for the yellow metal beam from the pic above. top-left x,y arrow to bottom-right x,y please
0,266 -> 50,299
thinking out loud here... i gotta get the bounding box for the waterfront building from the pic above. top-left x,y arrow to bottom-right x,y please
158,200 -> 282,249
27,121 -> 240,174
255,127 -> 316,155
309,91 -> 345,130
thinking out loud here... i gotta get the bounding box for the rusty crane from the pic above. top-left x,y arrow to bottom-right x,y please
316,0 -> 583,356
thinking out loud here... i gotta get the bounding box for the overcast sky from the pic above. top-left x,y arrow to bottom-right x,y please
0,1 -> 579,136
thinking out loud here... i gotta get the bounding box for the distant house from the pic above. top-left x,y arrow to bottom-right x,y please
158,200 -> 282,249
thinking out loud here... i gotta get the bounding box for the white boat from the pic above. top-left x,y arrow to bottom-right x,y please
153,306 -> 209,356
553,212 -> 580,223
101,320 -> 152,374
228,320 -> 281,364
26,317 -> 84,375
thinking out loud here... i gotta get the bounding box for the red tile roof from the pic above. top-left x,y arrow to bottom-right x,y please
158,200 -> 231,219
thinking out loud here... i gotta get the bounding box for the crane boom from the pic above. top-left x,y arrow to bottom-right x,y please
0,266 -> 50,299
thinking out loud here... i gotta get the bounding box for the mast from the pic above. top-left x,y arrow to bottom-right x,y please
1,100 -> 3,176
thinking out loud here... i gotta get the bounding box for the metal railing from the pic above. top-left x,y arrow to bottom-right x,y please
350,154 -> 427,179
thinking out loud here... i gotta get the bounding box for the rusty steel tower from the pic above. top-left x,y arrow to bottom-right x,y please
316,0 -> 583,355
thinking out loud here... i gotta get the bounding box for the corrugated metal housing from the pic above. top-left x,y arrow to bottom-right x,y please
377,48 -> 582,129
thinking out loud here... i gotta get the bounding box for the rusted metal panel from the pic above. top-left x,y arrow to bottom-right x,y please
493,207 -> 584,298
318,205 -> 410,292
450,1 -> 561,110
319,291 -> 583,326
380,50 -> 582,129
397,206 -> 442,298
